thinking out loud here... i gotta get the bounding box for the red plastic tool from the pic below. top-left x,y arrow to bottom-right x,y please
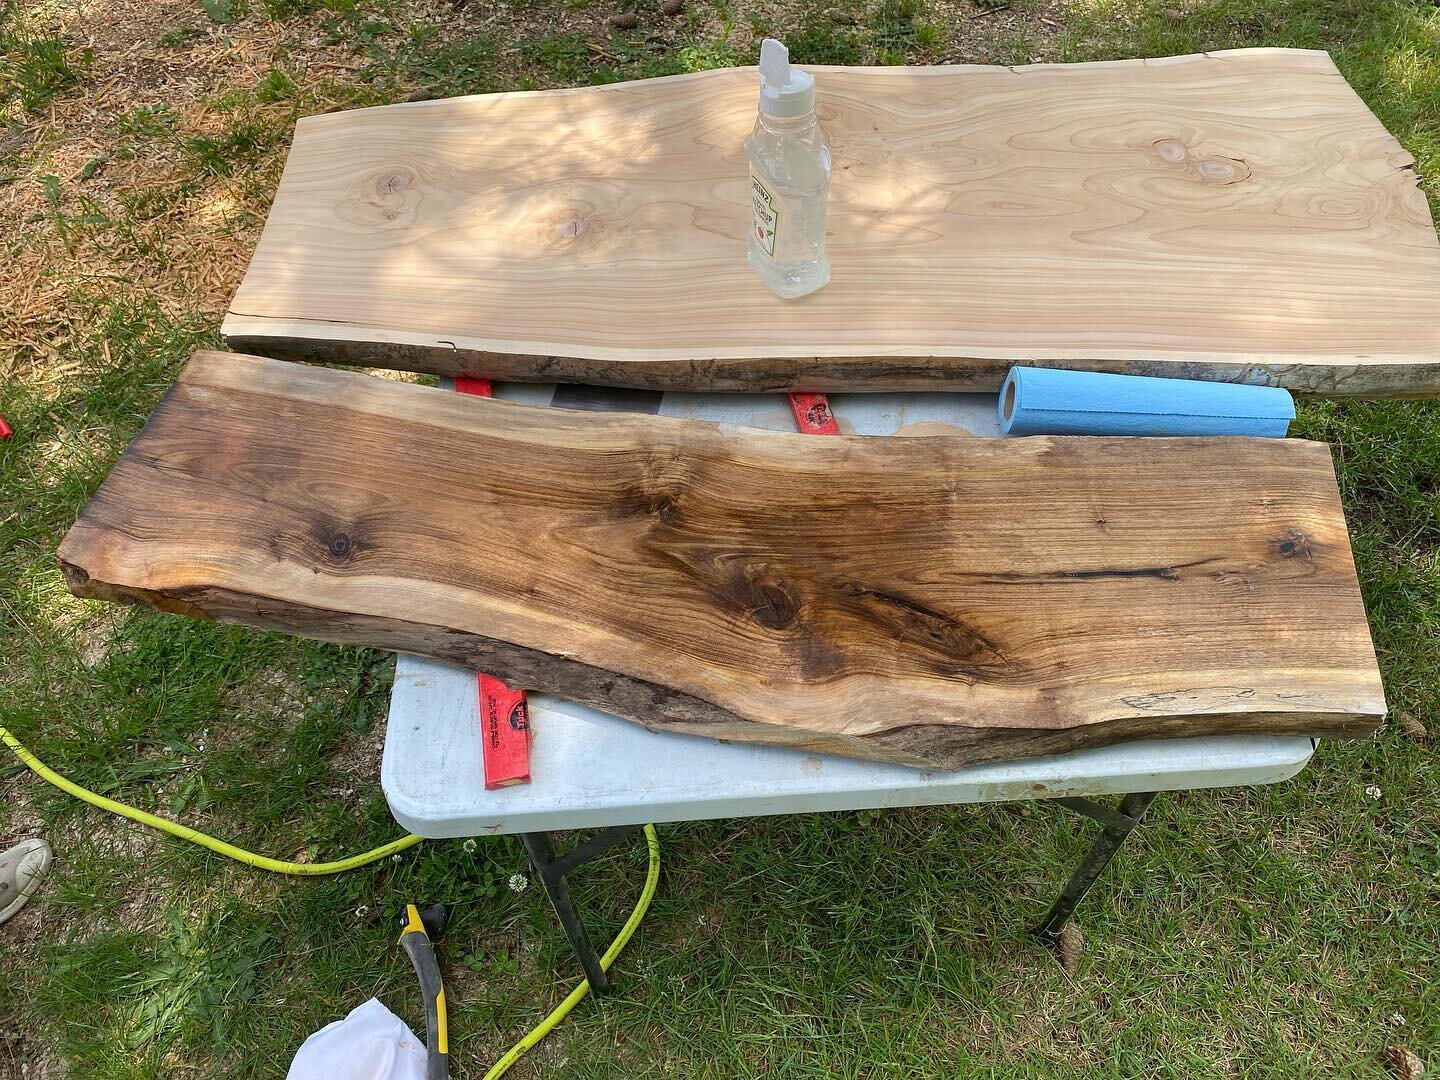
0,415 -> 12,440
477,674 -> 531,790
787,392 -> 840,435
454,376 -> 494,397
788,392 -> 839,435
454,375 -> 532,789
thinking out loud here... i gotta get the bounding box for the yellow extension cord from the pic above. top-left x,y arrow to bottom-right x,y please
0,722 -> 660,1079
1,724 -> 425,873
482,822 -> 661,1080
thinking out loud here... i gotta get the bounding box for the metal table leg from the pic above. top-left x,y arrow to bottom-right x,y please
520,825 -> 645,994
521,796 -> 1157,979
1030,791 -> 1160,948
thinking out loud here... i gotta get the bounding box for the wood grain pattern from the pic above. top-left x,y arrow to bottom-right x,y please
223,49 -> 1440,397
58,351 -> 1384,769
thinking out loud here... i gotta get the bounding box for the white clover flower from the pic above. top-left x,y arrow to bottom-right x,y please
462,838 -> 477,853
1365,784 -> 1382,800
354,904 -> 370,919
392,853 -> 403,862
508,873 -> 528,893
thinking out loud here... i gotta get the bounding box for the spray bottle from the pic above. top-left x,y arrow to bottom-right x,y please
745,39 -> 831,299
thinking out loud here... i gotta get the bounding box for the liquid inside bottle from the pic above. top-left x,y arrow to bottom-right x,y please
745,40 -> 831,299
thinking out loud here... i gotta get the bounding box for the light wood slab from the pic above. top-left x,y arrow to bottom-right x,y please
223,48 -> 1440,397
59,351 -> 1385,770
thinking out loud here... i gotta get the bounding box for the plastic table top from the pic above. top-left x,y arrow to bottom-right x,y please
382,385 -> 1316,838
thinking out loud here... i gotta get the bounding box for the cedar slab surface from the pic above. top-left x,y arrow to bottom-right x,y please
59,352 -> 1384,769
223,49 -> 1440,397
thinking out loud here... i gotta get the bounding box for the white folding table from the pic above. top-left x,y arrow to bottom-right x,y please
382,385 -> 1316,989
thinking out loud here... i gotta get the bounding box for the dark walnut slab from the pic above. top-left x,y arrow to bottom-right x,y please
223,49 -> 1440,396
59,351 -> 1385,769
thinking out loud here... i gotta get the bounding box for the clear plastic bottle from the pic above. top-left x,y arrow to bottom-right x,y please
745,39 -> 831,299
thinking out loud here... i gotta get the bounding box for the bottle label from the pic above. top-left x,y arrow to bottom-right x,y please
750,171 -> 780,260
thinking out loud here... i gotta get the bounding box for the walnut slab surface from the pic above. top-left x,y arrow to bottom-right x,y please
223,49 -> 1440,397
58,351 -> 1384,769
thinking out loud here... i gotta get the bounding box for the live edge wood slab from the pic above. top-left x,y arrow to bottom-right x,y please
59,351 -> 1385,769
222,48 -> 1440,398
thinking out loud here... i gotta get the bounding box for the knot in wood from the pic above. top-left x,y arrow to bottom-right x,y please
1275,529 -> 1314,559
555,214 -> 589,241
1199,156 -> 1250,184
336,167 -> 421,229
648,494 -> 681,525
376,171 -> 411,195
1153,139 -> 1188,163
733,564 -> 800,630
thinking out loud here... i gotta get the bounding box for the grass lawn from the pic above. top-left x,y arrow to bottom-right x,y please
1,0 -> 1437,1076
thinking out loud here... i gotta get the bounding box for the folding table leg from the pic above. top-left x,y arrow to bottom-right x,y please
520,831 -> 611,993
1030,791 -> 1160,948
519,826 -> 644,994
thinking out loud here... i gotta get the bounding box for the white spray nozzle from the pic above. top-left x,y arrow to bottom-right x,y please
758,38 -> 815,118
760,38 -> 790,87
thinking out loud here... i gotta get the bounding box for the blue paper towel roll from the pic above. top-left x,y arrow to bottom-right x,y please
999,367 -> 1294,438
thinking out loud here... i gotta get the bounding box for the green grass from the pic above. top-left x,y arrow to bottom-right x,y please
353,23 -> 503,98
751,2 -> 949,68
157,25 -> 206,49
784,17 -> 866,66
1,0 -> 1438,1076
0,26 -> 92,115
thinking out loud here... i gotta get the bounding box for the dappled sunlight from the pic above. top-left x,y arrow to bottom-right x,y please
1381,42 -> 1436,92
229,50 -> 1440,378
2,555 -> 92,639
2,0 -> 1437,1076
1057,0 -> 1134,17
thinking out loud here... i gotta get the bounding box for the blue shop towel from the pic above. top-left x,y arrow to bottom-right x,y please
999,367 -> 1295,438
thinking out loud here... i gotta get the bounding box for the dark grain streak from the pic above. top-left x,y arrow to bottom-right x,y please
56,351 -> 1387,771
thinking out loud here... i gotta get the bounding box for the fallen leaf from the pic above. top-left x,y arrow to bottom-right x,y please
1057,922 -> 1084,975
1398,712 -> 1427,741
1385,1044 -> 1425,1080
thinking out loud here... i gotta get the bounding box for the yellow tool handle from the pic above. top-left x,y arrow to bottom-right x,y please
400,904 -> 449,1080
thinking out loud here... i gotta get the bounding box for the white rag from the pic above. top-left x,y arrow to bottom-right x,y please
287,997 -> 427,1080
